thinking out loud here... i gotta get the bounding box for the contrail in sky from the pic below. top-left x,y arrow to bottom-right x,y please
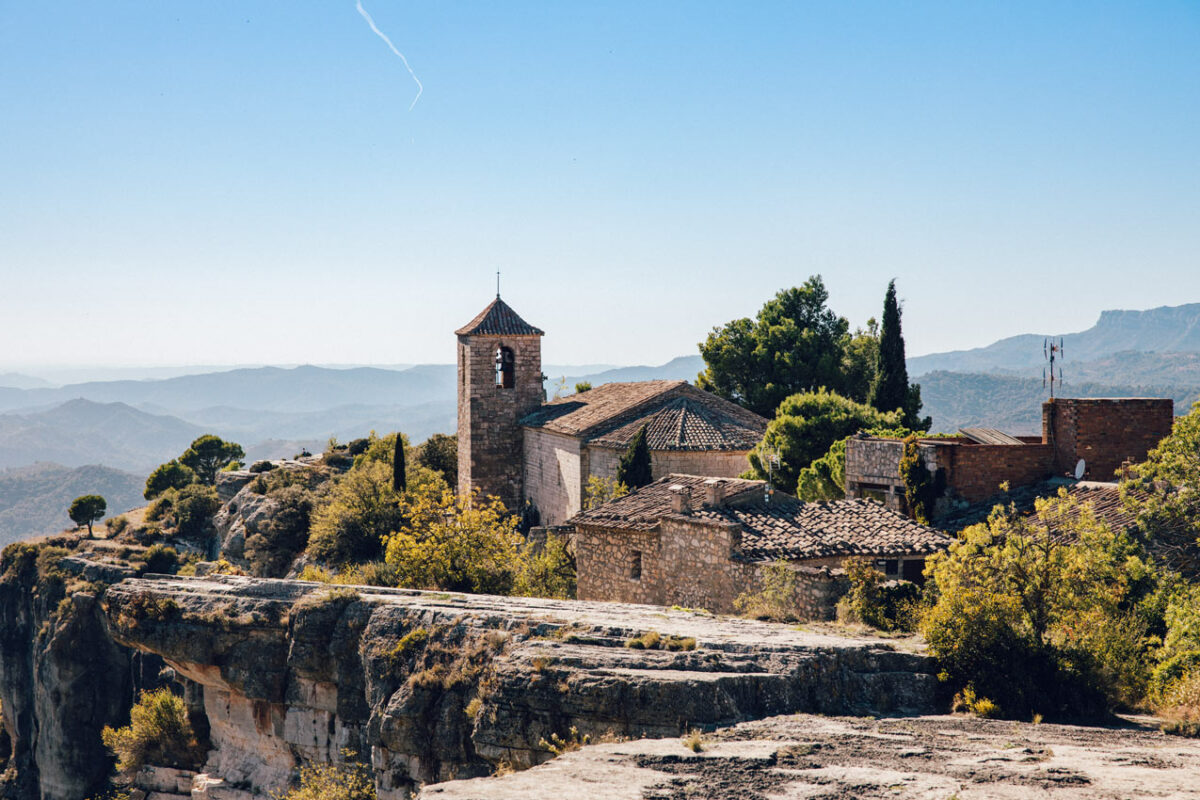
355,0 -> 423,111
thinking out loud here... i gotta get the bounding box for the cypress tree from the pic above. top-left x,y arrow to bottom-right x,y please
870,280 -> 910,416
393,433 -> 407,493
617,425 -> 653,489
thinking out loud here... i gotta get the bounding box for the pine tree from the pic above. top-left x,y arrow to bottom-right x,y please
616,425 -> 653,489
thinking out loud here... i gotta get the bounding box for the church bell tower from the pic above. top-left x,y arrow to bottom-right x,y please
455,295 -> 544,512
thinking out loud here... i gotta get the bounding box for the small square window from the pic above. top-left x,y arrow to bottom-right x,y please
630,550 -> 642,580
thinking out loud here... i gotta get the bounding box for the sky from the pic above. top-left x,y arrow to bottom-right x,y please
2,1 -> 1198,370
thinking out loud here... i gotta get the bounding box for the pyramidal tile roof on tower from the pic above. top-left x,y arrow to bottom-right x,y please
455,297 -> 545,337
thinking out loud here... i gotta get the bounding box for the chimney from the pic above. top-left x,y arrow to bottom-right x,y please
703,478 -> 726,508
669,485 -> 692,515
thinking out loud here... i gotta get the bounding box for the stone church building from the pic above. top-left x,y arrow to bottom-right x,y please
456,296 -> 768,524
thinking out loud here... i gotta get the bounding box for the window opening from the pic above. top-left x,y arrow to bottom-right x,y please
495,346 -> 515,389
630,550 -> 642,580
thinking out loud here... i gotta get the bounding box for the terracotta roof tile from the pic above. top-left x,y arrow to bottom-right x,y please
569,474 -> 952,562
522,381 -> 767,450
589,394 -> 767,451
455,297 -> 545,337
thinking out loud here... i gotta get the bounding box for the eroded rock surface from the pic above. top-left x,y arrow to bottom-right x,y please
102,575 -> 940,798
419,713 -> 1200,799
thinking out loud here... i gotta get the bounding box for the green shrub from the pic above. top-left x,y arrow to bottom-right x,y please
1156,671 -> 1200,737
836,557 -> 920,632
245,485 -> 314,577
249,460 -> 276,474
514,533 -> 576,599
106,515 -> 129,536
282,757 -> 375,800
101,688 -> 204,774
140,544 -> 180,575
734,561 -> 801,622
174,484 -> 220,537
1151,651 -> 1200,701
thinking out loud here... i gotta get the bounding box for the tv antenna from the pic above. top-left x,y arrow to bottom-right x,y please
1043,337 -> 1064,398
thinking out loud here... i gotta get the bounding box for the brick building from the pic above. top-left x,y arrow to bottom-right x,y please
456,297 -> 768,524
570,474 -> 951,616
844,397 -> 1174,515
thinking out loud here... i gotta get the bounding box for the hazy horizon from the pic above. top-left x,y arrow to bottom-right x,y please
4,2 -> 1198,368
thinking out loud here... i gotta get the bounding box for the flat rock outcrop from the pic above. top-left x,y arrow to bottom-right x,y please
102,575 -> 940,798
419,712 -> 1200,799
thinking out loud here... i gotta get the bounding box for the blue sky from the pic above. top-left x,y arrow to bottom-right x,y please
2,1 -> 1198,369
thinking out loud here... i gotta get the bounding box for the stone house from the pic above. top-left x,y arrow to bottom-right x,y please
456,296 -> 768,525
570,474 -> 951,617
843,397 -> 1174,516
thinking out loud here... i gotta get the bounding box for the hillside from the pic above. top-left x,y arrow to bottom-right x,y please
909,303 -> 1200,375
0,399 -> 203,472
0,462 -> 145,546
917,371 -> 1200,434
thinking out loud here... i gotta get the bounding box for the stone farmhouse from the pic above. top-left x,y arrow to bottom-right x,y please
844,397 -> 1174,516
570,474 -> 951,616
456,296 -> 768,525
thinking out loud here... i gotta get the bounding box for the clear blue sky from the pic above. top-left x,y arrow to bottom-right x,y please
2,1 -> 1198,369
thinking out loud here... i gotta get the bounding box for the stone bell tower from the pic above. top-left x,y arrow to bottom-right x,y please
455,295 -> 544,512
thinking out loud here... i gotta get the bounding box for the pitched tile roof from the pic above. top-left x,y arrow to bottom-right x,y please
569,474 -> 952,562
939,479 -> 1200,579
522,381 -> 767,451
455,297 -> 545,337
589,393 -> 767,451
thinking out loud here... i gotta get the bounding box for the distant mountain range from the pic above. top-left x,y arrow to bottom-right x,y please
909,303 -> 1200,375
0,462 -> 145,547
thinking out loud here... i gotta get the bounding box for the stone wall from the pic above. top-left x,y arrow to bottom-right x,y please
457,333 -> 543,512
522,428 -> 583,526
1043,398 -> 1174,481
575,518 -> 847,618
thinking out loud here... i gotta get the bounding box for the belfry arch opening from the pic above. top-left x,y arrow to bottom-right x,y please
496,345 -> 515,389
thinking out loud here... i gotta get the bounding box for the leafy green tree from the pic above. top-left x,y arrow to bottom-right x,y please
415,433 -> 458,488
174,484 -> 221,537
869,280 -> 930,430
68,494 -> 106,537
514,532 -> 576,599
385,485 -> 521,595
1124,400 -> 1200,545
616,425 -> 653,489
748,389 -> 901,495
840,319 -> 879,404
922,491 -> 1160,718
308,461 -> 405,566
697,276 -> 851,417
144,460 -> 196,500
583,475 -> 629,510
179,435 -> 245,485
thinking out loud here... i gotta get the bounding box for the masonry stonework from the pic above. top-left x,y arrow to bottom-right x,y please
457,328 -> 543,513
575,519 -> 847,618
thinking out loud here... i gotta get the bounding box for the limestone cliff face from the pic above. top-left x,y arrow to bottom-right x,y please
0,544 -> 144,800
103,575 -> 940,799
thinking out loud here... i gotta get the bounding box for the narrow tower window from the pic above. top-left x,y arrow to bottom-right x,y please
495,345 -> 515,389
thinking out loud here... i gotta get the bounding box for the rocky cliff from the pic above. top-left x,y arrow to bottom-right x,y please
100,574 -> 938,799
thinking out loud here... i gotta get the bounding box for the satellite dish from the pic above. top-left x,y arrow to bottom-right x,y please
1074,459 -> 1086,480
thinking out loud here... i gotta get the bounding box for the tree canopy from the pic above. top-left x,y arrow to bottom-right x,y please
697,276 -> 850,417
68,494 -> 107,536
144,460 -> 195,500
179,435 -> 244,485
616,425 -> 653,489
747,389 -> 902,495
